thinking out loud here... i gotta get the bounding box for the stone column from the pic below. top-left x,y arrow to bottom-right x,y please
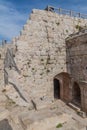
80,82 -> 87,113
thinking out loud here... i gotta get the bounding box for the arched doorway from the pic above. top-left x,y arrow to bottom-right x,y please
72,82 -> 81,106
54,78 -> 60,99
53,72 -> 71,102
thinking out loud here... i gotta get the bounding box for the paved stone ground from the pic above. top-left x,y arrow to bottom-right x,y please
0,99 -> 87,130
14,100 -> 87,130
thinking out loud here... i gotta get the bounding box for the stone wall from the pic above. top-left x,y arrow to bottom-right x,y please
0,44 -> 11,88
3,9 -> 87,105
66,32 -> 87,81
66,31 -> 87,112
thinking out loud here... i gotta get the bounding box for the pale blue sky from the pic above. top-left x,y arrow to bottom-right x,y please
0,0 -> 87,41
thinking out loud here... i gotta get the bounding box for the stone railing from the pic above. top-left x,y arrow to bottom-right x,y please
45,5 -> 87,19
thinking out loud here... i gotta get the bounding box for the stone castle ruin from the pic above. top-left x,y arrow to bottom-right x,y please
0,6 -> 87,117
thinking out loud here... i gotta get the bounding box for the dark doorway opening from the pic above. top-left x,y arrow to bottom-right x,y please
72,82 -> 81,106
54,78 -> 60,99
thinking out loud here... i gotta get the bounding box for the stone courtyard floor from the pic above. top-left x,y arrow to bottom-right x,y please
0,99 -> 87,130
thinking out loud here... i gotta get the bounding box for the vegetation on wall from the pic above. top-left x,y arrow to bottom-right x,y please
75,25 -> 83,31
56,22 -> 60,26
56,123 -> 63,128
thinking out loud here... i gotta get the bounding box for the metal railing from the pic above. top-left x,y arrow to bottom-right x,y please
0,40 -> 7,46
0,40 -> 11,46
45,5 -> 87,19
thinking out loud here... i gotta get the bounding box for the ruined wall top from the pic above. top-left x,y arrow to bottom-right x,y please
66,28 -> 87,42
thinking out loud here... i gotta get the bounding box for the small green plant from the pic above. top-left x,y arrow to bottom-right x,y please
77,110 -> 81,116
40,72 -> 44,75
47,69 -> 50,73
52,28 -> 54,30
15,45 -> 18,52
27,61 -> 30,65
41,59 -> 44,61
46,55 -> 50,65
50,106 -> 57,110
56,123 -> 63,128
43,20 -> 48,23
2,89 -> 6,93
78,19 -> 81,23
56,22 -> 60,26
75,25 -> 83,31
66,30 -> 68,33
23,74 -> 28,77
5,95 -> 16,109
0,54 -> 1,59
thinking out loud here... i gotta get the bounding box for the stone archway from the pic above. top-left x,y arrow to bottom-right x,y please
54,78 -> 60,99
53,72 -> 71,102
72,82 -> 81,107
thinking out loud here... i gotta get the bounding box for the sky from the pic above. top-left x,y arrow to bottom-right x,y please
0,0 -> 87,42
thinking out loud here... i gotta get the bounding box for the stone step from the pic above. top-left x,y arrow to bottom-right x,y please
0,108 -> 9,121
68,102 -> 80,111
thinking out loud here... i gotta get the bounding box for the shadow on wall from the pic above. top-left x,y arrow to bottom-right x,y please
0,119 -> 12,130
72,82 -> 81,107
